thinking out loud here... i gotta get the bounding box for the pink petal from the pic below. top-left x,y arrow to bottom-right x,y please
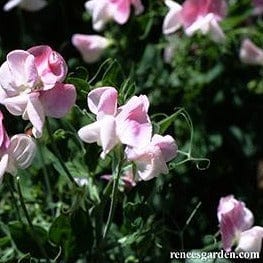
131,0 -> 144,15
85,0 -> 111,31
7,50 -> 38,89
112,0 -> 131,24
87,87 -> 118,117
239,39 -> 263,66
128,145 -> 169,181
181,0 -> 227,28
40,83 -> 76,118
116,95 -> 152,147
217,195 -> 254,252
0,154 -> 9,183
26,93 -> 45,138
151,134 -> 178,162
8,134 -> 37,169
236,226 -> 263,253
72,34 -> 110,63
3,94 -> 28,116
0,111 -> 10,151
163,0 -> 182,35
28,45 -> 68,89
78,121 -> 101,144
99,116 -> 118,158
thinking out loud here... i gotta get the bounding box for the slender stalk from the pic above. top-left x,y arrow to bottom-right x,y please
103,149 -> 123,239
16,177 -> 49,260
7,176 -> 21,221
38,143 -> 54,215
16,177 -> 34,229
45,118 -> 78,187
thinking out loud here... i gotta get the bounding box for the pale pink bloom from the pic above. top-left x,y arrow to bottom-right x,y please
217,195 -> 255,252
236,226 -> 263,253
125,134 -> 178,181
85,0 -> 144,31
3,0 -> 47,12
0,112 -> 36,182
253,0 -> 263,15
163,0 -> 227,42
0,46 -> 76,137
239,39 -> 263,66
72,34 -> 110,63
78,87 -> 152,158
101,166 -> 137,189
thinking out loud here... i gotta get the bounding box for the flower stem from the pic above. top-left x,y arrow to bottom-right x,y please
38,143 -> 54,215
45,118 -> 78,187
103,149 -> 123,239
7,176 -> 21,221
16,176 -> 49,259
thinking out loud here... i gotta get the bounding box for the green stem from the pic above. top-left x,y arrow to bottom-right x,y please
7,176 -> 21,221
103,149 -> 123,239
46,118 -> 78,187
16,177 -> 34,229
38,143 -> 54,215
16,177 -> 49,260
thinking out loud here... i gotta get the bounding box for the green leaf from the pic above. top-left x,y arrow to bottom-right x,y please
8,221 -> 54,259
49,210 -> 93,262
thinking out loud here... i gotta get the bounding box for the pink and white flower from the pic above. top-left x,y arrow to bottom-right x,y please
3,0 -> 47,12
72,34 -> 111,63
78,87 -> 152,158
0,46 -> 76,137
85,0 -> 144,31
252,0 -> 263,15
0,111 -> 36,183
163,0 -> 227,42
217,195 -> 263,253
239,38 -> 263,66
125,134 -> 178,181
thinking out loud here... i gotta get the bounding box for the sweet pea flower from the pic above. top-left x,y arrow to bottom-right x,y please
253,0 -> 263,15
101,165 -> 137,189
78,87 -> 152,158
71,34 -> 111,63
3,0 -> 47,12
0,111 -> 36,183
85,0 -> 144,31
163,0 -> 227,42
239,39 -> 263,66
0,46 -> 76,137
217,195 -> 263,253
125,134 -> 178,181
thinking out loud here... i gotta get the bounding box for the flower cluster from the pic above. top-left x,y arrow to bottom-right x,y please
0,45 -> 76,138
163,0 -> 227,42
85,0 -> 144,31
78,87 -> 178,181
217,195 -> 263,253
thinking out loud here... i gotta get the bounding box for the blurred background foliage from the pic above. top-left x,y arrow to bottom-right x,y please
0,0 -> 263,262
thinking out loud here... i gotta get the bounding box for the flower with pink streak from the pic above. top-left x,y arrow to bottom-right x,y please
85,0 -> 144,31
3,0 -> 47,12
78,87 -> 152,158
239,39 -> 263,66
125,134 -> 178,181
217,195 -> 263,253
253,0 -> 263,15
72,34 -> 111,63
163,0 -> 227,42
0,111 -> 36,183
0,46 -> 76,137
101,165 -> 137,189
